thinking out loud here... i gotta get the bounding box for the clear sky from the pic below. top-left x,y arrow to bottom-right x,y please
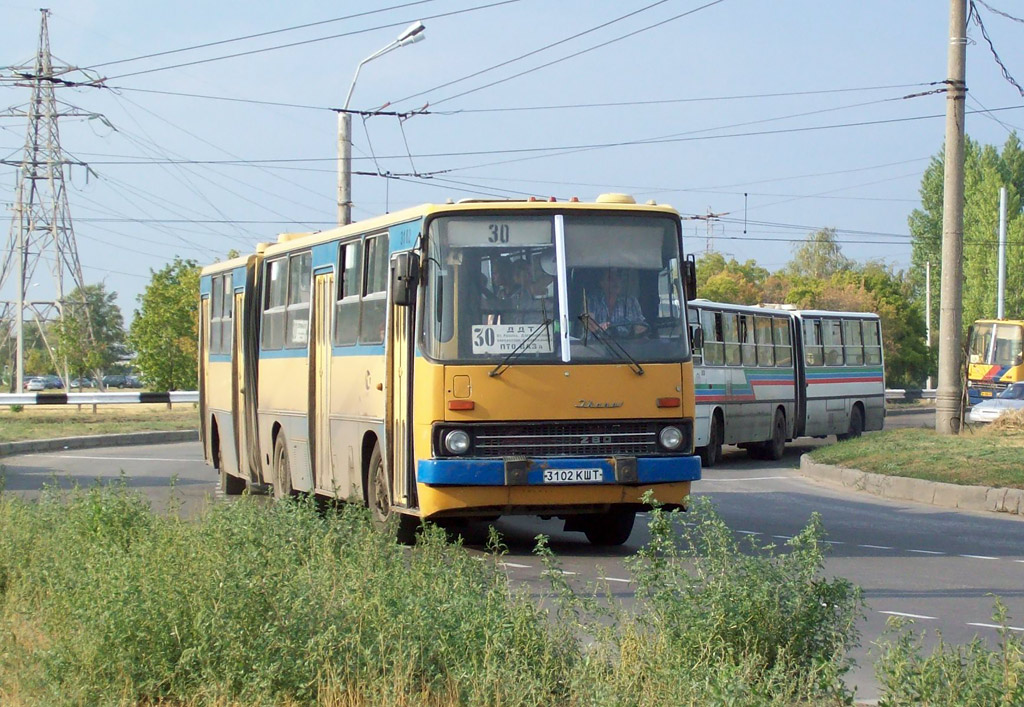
1,0 -> 1022,320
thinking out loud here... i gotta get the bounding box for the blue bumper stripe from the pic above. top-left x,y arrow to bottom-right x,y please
417,456 -> 701,486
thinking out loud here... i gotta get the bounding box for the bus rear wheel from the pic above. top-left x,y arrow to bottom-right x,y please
838,405 -> 864,441
272,434 -> 294,500
366,443 -> 419,545
582,509 -> 636,546
214,432 -> 246,496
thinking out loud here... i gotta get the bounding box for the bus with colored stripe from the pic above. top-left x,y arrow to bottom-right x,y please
687,301 -> 884,466
966,319 -> 1024,405
199,194 -> 701,545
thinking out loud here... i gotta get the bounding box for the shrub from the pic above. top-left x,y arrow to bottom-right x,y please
875,603 -> 1024,706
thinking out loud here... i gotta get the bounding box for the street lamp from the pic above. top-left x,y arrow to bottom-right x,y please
337,21 -> 426,226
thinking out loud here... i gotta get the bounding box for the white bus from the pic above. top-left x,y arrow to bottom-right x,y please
687,300 -> 885,466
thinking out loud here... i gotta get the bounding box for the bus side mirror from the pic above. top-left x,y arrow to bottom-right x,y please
392,251 -> 420,307
684,253 -> 697,301
690,325 -> 704,349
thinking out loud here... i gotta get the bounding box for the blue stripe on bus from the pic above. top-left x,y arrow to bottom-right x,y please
417,455 -> 701,486
331,343 -> 386,356
232,265 -> 248,290
312,242 -> 338,271
209,353 -> 231,363
389,219 -> 422,253
259,348 -> 308,359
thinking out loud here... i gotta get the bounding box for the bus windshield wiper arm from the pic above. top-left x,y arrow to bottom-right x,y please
577,313 -> 644,376
489,318 -> 555,377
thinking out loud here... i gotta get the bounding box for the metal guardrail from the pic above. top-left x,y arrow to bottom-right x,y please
0,391 -> 198,406
884,389 -> 937,402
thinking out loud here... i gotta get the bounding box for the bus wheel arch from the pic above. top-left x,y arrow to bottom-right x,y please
271,424 -> 293,500
360,432 -> 379,507
209,416 -> 221,469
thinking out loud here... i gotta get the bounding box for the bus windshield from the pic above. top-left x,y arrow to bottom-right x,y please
969,322 -> 1024,366
422,212 -> 689,364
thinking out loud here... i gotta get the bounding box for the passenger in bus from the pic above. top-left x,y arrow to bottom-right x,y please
587,267 -> 647,336
507,254 -> 554,324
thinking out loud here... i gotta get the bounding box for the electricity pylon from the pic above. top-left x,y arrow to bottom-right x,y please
0,9 -> 100,391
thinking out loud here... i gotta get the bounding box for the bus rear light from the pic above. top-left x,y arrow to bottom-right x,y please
448,400 -> 475,410
657,397 -> 681,408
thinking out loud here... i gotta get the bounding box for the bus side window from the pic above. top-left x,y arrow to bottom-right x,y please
285,251 -> 312,349
688,307 -> 702,363
773,317 -> 792,366
360,234 -> 389,344
262,258 -> 287,350
222,275 -> 234,354
703,310 -> 724,365
863,320 -> 882,365
722,313 -> 741,366
334,241 -> 362,346
210,275 -> 223,354
755,316 -> 774,366
843,319 -> 864,365
803,318 -> 822,366
739,314 -> 756,367
823,318 -> 844,366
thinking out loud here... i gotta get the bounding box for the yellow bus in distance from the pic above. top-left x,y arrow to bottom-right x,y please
199,193 -> 702,545
967,318 -> 1024,405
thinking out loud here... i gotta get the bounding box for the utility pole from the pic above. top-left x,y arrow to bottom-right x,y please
686,208 -> 729,253
0,9 -> 96,391
997,186 -> 1007,319
926,260 -> 932,390
935,0 -> 968,435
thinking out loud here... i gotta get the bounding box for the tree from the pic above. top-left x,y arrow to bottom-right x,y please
909,133 -> 1024,332
696,252 -> 769,304
130,258 -> 200,391
52,283 -> 125,383
784,227 -> 853,280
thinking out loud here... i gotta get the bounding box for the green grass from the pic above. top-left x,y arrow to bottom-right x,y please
0,485 -> 865,706
0,405 -> 197,442
809,427 -> 1024,489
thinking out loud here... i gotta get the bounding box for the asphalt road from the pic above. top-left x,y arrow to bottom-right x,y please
5,405 -> 1021,703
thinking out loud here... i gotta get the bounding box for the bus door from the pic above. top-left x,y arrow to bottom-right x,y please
230,290 -> 246,477
309,272 -> 334,492
387,254 -> 417,511
199,295 -> 210,461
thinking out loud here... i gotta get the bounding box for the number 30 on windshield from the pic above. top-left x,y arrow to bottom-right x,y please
488,224 -> 510,243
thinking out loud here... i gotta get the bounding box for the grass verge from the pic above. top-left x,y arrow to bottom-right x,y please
809,424 -> 1024,490
0,404 -> 197,442
0,485 -> 865,706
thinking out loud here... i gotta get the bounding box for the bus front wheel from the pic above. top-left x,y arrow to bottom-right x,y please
837,405 -> 864,441
366,443 -> 419,544
582,510 -> 636,546
272,434 -> 294,500
698,415 -> 722,467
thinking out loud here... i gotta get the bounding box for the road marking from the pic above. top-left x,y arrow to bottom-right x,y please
960,554 -> 999,560
772,534 -> 792,540
601,576 -> 631,584
543,569 -> 577,576
859,544 -> 895,550
880,611 -> 937,620
501,562 -> 532,569
26,453 -> 199,462
736,530 -> 760,535
824,540 -> 845,545
967,622 -> 1024,632
908,549 -> 946,555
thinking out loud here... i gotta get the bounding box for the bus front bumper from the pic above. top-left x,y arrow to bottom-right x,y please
417,455 -> 701,486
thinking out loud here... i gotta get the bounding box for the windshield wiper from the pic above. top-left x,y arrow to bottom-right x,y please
577,312 -> 644,376
489,318 -> 555,377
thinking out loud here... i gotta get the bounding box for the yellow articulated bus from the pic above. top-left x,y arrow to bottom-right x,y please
967,318 -> 1024,406
199,194 -> 702,545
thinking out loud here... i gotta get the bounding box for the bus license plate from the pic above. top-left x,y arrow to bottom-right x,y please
542,468 -> 603,484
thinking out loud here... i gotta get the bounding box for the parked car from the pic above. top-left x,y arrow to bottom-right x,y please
70,377 -> 97,389
125,375 -> 143,389
42,374 -> 64,389
967,382 -> 1024,424
102,374 -> 127,388
24,377 -> 45,391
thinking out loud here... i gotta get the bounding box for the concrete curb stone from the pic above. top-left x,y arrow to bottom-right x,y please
799,454 -> 1020,516
0,429 -> 199,458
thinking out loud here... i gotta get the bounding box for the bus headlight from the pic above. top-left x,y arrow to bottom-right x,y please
444,429 -> 471,455
658,425 -> 684,451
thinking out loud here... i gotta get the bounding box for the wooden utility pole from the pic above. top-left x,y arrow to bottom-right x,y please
935,0 -> 967,434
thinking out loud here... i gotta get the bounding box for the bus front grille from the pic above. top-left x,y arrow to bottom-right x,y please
434,420 -> 691,458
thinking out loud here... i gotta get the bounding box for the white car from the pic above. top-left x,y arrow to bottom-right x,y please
24,377 -> 45,391
967,382 -> 1024,423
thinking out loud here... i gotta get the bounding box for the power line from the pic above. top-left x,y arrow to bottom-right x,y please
418,0 -> 729,108
971,0 -> 1024,97
101,0 -> 525,83
85,0 -> 442,69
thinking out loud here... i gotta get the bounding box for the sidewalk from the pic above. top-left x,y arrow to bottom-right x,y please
0,429 -> 199,458
800,454 -> 1023,516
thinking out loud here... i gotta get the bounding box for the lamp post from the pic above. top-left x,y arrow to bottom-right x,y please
337,21 -> 425,226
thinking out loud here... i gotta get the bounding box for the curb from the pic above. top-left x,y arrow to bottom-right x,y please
0,430 -> 199,458
800,454 -> 1023,516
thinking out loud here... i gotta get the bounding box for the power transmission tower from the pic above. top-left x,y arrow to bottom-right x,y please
0,9 -> 101,392
686,207 -> 729,254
